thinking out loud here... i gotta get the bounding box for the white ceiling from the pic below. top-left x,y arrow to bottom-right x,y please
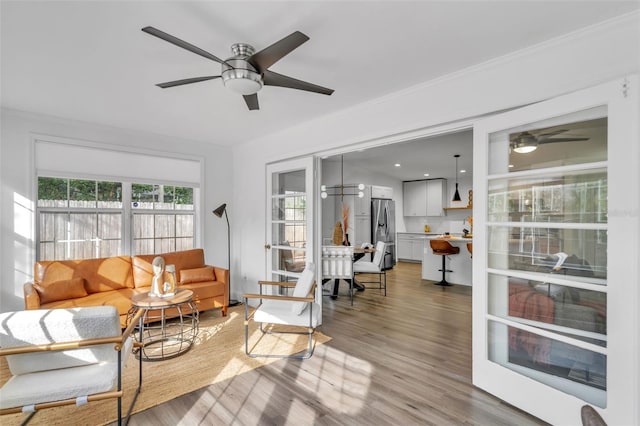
2,1 -> 638,151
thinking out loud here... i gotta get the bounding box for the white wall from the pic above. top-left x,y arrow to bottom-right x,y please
0,108 -> 233,312
231,13 -> 639,301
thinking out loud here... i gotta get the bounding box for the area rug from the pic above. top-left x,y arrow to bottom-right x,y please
0,305 -> 330,425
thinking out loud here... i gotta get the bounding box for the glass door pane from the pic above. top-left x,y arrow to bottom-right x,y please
486,107 -> 608,407
266,159 -> 314,284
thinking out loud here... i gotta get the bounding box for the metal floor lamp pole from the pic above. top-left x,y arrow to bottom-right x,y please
213,203 -> 239,307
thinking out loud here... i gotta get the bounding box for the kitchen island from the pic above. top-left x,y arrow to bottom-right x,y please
422,236 -> 473,286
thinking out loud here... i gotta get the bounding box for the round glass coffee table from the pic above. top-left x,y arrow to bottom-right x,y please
128,288 -> 199,361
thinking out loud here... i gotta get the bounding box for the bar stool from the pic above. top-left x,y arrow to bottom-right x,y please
430,239 -> 460,286
467,242 -> 472,258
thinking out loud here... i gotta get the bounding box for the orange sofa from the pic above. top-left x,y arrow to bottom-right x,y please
23,249 -> 228,327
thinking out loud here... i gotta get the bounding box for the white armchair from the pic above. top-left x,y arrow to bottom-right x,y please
0,306 -> 143,425
353,240 -> 388,296
243,263 -> 318,359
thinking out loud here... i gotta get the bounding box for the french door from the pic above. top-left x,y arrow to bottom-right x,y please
265,156 -> 319,315
473,77 -> 638,425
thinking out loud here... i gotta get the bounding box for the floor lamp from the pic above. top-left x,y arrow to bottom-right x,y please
213,203 -> 239,306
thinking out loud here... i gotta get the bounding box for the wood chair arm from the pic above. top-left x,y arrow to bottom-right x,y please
257,280 -> 297,287
0,309 -> 145,356
243,293 -> 315,303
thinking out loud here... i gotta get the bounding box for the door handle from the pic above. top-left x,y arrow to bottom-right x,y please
264,244 -> 271,250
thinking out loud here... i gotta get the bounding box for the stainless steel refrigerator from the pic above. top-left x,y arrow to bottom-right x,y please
371,198 -> 396,270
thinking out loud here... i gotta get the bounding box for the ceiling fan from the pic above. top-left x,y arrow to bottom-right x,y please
141,26 -> 334,110
509,129 -> 589,154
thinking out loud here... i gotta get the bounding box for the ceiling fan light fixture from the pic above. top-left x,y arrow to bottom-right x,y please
222,68 -> 263,95
513,144 -> 538,154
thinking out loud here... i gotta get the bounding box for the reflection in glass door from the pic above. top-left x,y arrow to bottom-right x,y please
473,78 -> 638,425
487,111 -> 608,407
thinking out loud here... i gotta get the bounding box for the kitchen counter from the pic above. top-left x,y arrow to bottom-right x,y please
422,236 -> 473,286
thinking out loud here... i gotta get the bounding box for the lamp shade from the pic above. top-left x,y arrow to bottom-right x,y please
452,154 -> 462,202
213,203 -> 227,218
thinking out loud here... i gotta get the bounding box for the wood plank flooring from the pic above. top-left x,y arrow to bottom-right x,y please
126,262 -> 547,425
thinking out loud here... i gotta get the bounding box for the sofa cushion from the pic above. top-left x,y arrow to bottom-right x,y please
180,266 -> 215,284
179,281 -> 226,299
133,249 -> 206,288
35,256 -> 134,293
33,277 -> 88,304
42,288 -> 136,319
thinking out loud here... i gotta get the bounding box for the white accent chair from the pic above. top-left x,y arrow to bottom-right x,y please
0,306 -> 143,425
353,240 -> 387,296
243,263 -> 318,359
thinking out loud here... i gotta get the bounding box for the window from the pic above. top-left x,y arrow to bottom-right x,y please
131,184 -> 195,255
37,177 -> 196,260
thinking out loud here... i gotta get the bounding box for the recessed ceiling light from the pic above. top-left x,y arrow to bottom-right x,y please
394,163 -> 401,167
460,169 -> 467,173
508,164 -> 514,168
423,173 -> 430,177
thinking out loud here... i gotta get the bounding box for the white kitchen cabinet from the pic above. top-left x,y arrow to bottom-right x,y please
403,178 -> 446,217
397,234 -> 425,262
426,179 -> 446,216
397,236 -> 412,260
403,181 -> 427,216
371,185 -> 393,199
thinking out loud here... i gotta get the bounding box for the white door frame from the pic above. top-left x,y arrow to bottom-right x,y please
265,156 -> 321,322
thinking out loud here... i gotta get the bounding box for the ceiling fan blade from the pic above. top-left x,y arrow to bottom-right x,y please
248,31 -> 309,71
538,137 -> 589,144
243,93 -> 259,110
156,76 -> 221,88
536,129 -> 569,138
263,70 -> 334,95
142,26 -> 225,64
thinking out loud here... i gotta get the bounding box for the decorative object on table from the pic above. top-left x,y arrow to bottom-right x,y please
332,221 -> 343,245
213,203 -> 239,306
164,264 -> 177,296
243,263 -> 319,359
342,202 -> 350,245
150,256 -> 167,297
452,154 -> 462,202
0,306 -> 143,425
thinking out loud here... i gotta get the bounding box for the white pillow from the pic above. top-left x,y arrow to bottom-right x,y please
290,263 -> 315,315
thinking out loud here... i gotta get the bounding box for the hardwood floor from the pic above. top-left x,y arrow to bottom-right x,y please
126,262 -> 547,425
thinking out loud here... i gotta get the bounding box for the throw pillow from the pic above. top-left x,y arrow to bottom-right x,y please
180,266 -> 215,284
290,263 -> 316,315
33,277 -> 88,304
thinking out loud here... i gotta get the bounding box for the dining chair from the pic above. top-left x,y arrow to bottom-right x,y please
353,240 -> 387,296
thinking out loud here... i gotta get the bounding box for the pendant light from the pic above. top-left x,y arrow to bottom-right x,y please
452,154 -> 462,202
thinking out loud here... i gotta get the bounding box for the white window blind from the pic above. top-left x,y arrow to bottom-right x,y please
34,139 -> 201,184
